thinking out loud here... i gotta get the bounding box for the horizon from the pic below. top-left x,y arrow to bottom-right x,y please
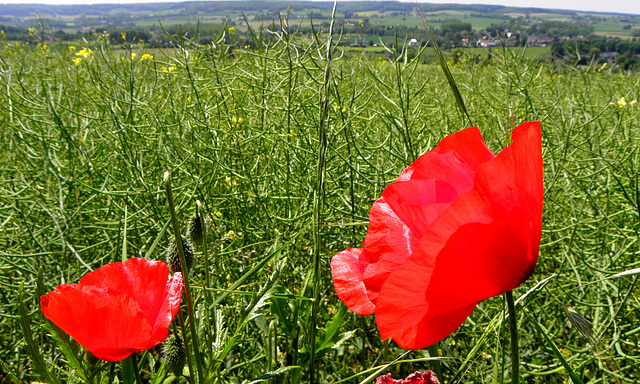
0,0 -> 639,16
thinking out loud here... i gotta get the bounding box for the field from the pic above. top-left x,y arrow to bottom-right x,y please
2,15 -> 640,384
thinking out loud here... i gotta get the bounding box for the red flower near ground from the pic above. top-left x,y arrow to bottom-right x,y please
41,257 -> 183,362
375,371 -> 441,384
331,121 -> 543,349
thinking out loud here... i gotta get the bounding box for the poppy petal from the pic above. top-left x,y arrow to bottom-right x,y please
330,248 -> 374,315
41,258 -> 183,361
80,258 -> 172,328
41,284 -> 152,361
373,122 -> 542,349
148,272 -> 183,347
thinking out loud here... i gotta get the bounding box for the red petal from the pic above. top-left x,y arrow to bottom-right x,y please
375,122 -> 542,349
331,248 -> 374,315
398,126 -> 495,182
148,272 -> 183,347
80,258 -> 172,327
41,284 -> 152,361
41,258 -> 183,361
357,127 -> 498,307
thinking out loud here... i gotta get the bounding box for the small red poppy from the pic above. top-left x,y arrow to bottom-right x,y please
375,371 -> 441,384
41,257 -> 183,362
331,121 -> 543,349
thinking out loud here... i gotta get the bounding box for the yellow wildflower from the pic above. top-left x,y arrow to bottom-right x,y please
121,32 -> 126,41
618,97 -> 627,108
68,45 -> 76,51
28,28 -> 35,36
229,27 -> 236,36
72,58 -> 82,65
140,53 -> 153,61
76,48 -> 93,58
130,52 -> 137,60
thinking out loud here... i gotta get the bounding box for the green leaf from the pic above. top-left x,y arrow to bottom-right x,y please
18,283 -> 61,384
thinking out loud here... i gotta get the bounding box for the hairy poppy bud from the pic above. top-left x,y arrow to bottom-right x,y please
166,236 -> 194,274
163,334 -> 185,377
187,200 -> 207,248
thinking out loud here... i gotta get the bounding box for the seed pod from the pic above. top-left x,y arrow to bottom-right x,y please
163,334 -> 185,377
166,235 -> 194,274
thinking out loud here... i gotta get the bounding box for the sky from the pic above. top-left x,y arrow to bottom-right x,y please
0,0 -> 639,16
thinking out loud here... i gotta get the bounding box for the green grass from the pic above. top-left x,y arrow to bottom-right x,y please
1,23 -> 640,384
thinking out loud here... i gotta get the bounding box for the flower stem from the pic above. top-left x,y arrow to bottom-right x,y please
427,344 -> 442,379
505,290 -> 519,384
164,171 -> 202,383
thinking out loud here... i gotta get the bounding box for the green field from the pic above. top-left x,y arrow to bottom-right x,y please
1,19 -> 640,384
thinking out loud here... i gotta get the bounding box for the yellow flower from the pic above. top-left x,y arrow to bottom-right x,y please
76,48 -> 93,58
121,32 -> 126,41
161,66 -> 177,73
228,27 -> 236,36
140,53 -> 153,61
72,58 -> 82,65
618,97 -> 627,108
287,129 -> 295,137
68,45 -> 76,51
130,52 -> 137,60
28,28 -> 35,36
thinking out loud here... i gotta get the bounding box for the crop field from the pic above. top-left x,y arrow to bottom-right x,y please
1,16 -> 640,384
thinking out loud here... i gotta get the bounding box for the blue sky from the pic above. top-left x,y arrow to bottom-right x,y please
0,0 -> 638,16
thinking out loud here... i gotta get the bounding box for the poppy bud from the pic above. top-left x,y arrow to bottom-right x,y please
187,200 -> 206,248
163,334 -> 185,377
166,236 -> 194,274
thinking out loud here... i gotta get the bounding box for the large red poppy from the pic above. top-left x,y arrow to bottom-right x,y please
331,121 -> 543,350
41,257 -> 183,362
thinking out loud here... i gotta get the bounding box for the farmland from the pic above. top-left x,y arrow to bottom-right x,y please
2,3 -> 640,384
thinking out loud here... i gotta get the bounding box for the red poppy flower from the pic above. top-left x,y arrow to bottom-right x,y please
375,371 -> 441,384
331,121 -> 543,350
41,257 -> 183,362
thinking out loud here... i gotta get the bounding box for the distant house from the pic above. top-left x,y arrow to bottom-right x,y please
601,52 -> 619,59
476,39 -> 498,48
461,38 -> 469,47
408,38 -> 419,47
351,38 -> 369,47
527,34 -> 554,47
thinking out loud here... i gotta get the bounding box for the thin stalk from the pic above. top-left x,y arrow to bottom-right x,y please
427,344 -> 442,379
505,290 -> 519,384
130,354 -> 143,384
197,200 -> 214,361
164,171 -> 202,384
309,2 -> 337,384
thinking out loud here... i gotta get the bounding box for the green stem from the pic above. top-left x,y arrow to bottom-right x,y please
309,4 -> 337,383
505,290 -> 519,384
164,171 -> 202,383
427,344 -> 442,379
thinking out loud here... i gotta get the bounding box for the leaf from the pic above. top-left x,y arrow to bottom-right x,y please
18,283 -> 61,384
610,267 -> 640,278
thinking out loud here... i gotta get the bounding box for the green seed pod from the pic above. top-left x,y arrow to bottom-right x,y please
166,235 -> 194,274
187,200 -> 208,248
163,334 -> 185,377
